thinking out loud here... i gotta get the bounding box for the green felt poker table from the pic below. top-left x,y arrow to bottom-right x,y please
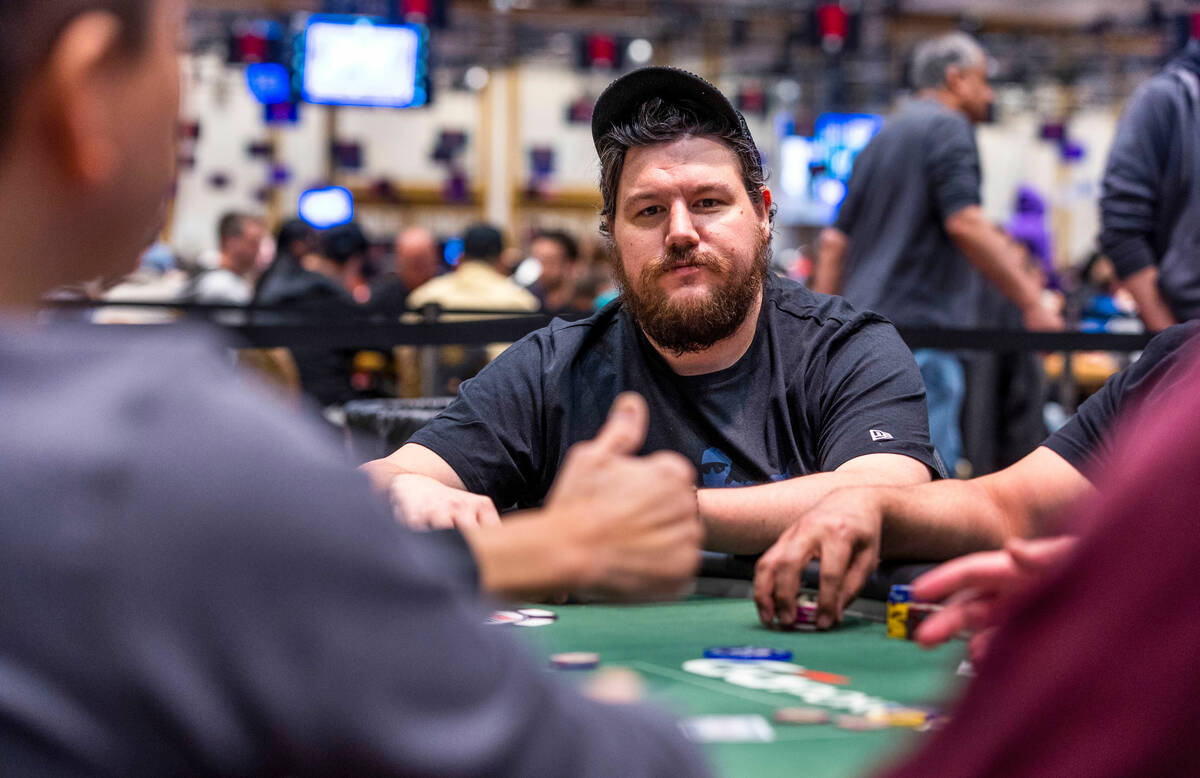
515,565 -> 967,778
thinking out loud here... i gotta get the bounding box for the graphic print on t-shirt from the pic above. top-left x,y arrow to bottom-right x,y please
699,447 -> 796,488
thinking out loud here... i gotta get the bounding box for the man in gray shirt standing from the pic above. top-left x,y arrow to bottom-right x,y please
812,31 -> 1062,470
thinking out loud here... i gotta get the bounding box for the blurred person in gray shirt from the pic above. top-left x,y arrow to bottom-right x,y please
812,32 -> 1063,470
0,1 -> 708,775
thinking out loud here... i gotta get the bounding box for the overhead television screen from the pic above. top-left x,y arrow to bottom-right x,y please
775,112 -> 881,226
301,16 -> 429,109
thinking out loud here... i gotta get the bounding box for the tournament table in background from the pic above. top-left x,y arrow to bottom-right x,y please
516,564 -> 966,778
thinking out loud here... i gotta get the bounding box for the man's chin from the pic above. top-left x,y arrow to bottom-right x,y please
659,282 -> 716,307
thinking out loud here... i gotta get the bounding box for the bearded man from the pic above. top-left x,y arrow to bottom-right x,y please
365,69 -> 941,609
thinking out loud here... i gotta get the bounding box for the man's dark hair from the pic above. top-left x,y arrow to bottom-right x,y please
596,97 -> 770,236
218,212 -> 258,245
322,222 -> 369,266
276,218 -> 316,258
532,229 -> 579,262
462,223 -> 504,261
0,1 -> 152,151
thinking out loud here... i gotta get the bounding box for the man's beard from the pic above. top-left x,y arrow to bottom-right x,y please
613,230 -> 770,356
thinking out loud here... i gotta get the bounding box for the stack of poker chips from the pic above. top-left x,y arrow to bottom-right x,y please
886,584 -> 940,640
796,593 -> 819,626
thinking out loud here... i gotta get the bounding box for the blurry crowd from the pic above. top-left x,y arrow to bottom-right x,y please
93,213 -> 618,406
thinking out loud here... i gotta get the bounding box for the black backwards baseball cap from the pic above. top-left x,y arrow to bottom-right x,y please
590,66 -> 761,177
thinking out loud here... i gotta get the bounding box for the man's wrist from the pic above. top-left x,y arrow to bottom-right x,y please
467,510 -> 589,597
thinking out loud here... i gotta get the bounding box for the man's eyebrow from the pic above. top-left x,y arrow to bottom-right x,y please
621,182 -> 738,207
621,191 -> 660,207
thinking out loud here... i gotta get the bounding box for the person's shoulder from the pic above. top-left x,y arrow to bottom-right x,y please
765,275 -> 888,332
1117,71 -> 1189,130
192,269 -> 251,303
406,274 -> 454,307
496,277 -> 541,311
1135,320 -> 1200,374
19,324 -> 341,463
1136,69 -> 1189,104
518,299 -> 624,353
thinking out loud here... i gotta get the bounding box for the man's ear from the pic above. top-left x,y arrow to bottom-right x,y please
39,11 -> 126,186
943,65 -> 965,97
757,186 -> 772,227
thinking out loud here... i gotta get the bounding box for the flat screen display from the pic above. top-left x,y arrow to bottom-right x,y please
775,112 -> 881,226
301,16 -> 429,108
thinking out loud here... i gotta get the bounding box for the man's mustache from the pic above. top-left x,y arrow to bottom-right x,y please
647,248 -> 724,276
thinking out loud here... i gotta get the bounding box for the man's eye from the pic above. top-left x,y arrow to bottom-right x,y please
696,199 -> 721,209
638,205 -> 662,217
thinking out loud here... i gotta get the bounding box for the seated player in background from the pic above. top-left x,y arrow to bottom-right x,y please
754,321 -> 1200,629
363,67 -> 943,557
0,2 -> 710,774
878,347 -> 1200,778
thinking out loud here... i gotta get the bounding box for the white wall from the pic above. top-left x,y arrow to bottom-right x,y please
168,53 -> 1124,270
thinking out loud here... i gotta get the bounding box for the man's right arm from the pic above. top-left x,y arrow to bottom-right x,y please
1119,264 -> 1178,333
876,446 -> 1091,557
1098,79 -> 1176,330
944,205 -> 1063,331
361,443 -> 503,529
811,227 -> 850,295
222,460 -> 708,777
754,446 -> 1092,628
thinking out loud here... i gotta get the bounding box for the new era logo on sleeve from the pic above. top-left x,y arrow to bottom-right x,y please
869,429 -> 894,442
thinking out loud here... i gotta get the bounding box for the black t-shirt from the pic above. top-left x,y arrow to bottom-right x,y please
1042,321 -> 1200,477
409,275 -> 943,510
835,98 -> 985,328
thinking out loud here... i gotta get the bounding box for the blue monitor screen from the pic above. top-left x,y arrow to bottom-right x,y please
775,112 -> 881,226
298,186 -> 354,229
300,16 -> 429,108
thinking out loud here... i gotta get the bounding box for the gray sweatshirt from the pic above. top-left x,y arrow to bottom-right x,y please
0,322 -> 710,777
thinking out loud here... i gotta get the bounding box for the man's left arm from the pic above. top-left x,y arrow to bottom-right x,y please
699,318 -> 938,554
698,453 -> 930,554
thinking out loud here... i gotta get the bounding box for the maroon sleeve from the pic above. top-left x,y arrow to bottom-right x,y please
878,352 -> 1200,778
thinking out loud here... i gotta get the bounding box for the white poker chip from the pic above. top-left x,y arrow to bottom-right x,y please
513,617 -> 556,628
517,608 -> 558,619
551,652 -> 600,670
485,610 -> 526,625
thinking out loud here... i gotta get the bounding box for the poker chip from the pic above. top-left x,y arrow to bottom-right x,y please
551,652 -> 600,670
799,669 -> 850,686
517,608 -> 558,620
703,646 -> 793,662
513,617 -> 556,628
796,594 -> 819,625
773,707 -> 830,725
916,715 -> 950,733
835,714 -> 889,732
485,610 -> 526,625
884,708 -> 929,728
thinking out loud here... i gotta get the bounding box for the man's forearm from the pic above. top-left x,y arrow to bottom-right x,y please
360,458 -> 404,493
872,480 -> 1013,559
462,512 -> 584,600
946,206 -> 1043,312
1121,265 -> 1178,332
699,467 -> 925,554
874,446 -> 1092,558
811,228 -> 848,295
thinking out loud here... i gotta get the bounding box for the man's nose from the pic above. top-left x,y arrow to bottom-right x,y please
665,200 -> 700,252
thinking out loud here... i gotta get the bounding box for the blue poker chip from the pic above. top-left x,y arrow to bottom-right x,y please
704,646 -> 793,661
